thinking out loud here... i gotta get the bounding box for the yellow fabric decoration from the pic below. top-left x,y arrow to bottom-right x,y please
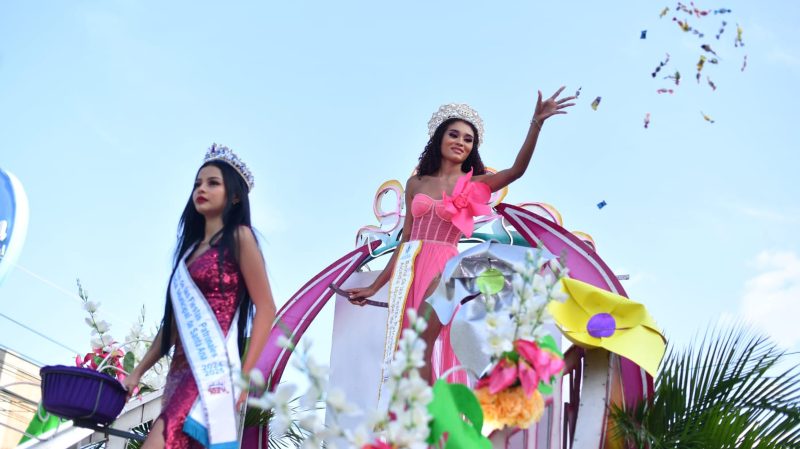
547,278 -> 666,376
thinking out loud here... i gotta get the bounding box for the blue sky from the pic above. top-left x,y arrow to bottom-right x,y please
1,0 -> 799,372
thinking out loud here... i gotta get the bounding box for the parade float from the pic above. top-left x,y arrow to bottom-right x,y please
249,176 -> 666,449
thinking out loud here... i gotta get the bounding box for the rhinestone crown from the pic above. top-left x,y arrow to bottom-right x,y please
203,143 -> 254,192
427,103 -> 484,142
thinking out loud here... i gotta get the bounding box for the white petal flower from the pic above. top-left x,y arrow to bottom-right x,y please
95,320 -> 111,333
327,387 -> 360,415
85,317 -> 95,327
248,369 -> 266,388
347,425 -> 373,447
90,337 -> 103,350
247,396 -> 272,410
100,333 -> 114,346
271,415 -> 291,437
83,301 -> 99,313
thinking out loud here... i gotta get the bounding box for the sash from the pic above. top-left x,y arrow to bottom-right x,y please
170,248 -> 242,449
377,240 -> 422,407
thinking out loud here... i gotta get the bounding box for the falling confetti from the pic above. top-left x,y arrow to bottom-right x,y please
713,8 -> 732,14
707,76 -> 717,91
701,44 -> 718,56
674,17 -> 691,32
651,53 -> 671,77
716,20 -> 727,39
696,55 -> 707,83
735,23 -> 745,47
597,200 -> 608,209
575,86 -> 582,98
708,58 -> 719,64
660,6 -> 670,18
664,71 -> 681,85
701,111 -> 715,123
641,30 -> 648,39
644,113 -> 651,129
741,54 -> 748,72
591,96 -> 602,111
657,88 -> 675,94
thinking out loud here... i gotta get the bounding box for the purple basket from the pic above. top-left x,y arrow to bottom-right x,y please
40,365 -> 127,425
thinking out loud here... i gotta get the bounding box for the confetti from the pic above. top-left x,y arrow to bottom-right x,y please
691,1 -> 709,17
735,23 -> 745,47
656,88 -> 674,94
591,96 -> 602,111
708,58 -> 719,64
741,54 -> 748,72
701,111 -> 715,123
713,8 -> 732,14
597,200 -> 607,209
716,20 -> 727,40
696,55 -> 707,83
644,113 -> 651,129
673,17 -> 704,38
701,44 -> 718,56
575,86 -> 582,98
641,30 -> 648,39
651,53 -> 671,77
664,71 -> 681,85
659,6 -> 669,18
707,76 -> 717,91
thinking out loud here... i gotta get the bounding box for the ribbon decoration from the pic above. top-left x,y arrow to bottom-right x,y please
547,278 -> 666,376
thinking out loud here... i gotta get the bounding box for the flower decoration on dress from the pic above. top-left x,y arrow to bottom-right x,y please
203,143 -> 255,192
441,169 -> 491,238
547,277 -> 666,375
428,103 -> 485,143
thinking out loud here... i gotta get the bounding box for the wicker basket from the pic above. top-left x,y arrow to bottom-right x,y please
40,365 -> 127,425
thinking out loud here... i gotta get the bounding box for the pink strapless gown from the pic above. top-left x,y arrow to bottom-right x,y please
405,194 -> 469,384
159,248 -> 242,449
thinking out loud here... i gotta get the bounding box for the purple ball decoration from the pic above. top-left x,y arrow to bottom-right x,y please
587,313 -> 616,338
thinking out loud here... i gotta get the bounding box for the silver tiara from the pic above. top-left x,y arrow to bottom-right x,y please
427,103 -> 484,142
203,143 -> 254,192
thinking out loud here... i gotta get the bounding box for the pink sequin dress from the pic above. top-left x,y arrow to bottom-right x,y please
159,248 -> 242,449
405,193 -> 469,384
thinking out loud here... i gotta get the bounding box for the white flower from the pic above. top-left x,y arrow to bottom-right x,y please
83,301 -> 99,313
247,396 -> 272,410
346,425 -> 373,447
90,337 -> 104,350
327,387 -> 360,415
95,320 -> 111,333
305,357 -> 329,384
100,333 -> 114,346
248,369 -> 266,388
298,412 -> 323,433
85,317 -> 95,327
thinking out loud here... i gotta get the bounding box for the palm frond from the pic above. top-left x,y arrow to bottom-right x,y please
611,322 -> 800,449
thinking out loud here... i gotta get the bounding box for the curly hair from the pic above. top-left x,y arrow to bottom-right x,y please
417,118 -> 486,177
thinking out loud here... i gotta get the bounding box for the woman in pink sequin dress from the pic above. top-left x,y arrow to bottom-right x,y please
348,88 -> 575,384
123,144 -> 277,449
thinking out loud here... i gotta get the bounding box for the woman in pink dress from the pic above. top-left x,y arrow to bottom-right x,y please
348,87 -> 575,384
123,144 -> 277,449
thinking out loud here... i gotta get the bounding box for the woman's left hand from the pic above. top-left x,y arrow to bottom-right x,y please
532,86 -> 576,125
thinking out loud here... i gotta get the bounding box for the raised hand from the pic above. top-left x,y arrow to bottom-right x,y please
533,86 -> 576,124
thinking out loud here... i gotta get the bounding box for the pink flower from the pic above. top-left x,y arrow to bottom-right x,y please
476,358 -> 518,394
516,340 -> 564,381
518,360 -> 540,396
441,169 -> 491,238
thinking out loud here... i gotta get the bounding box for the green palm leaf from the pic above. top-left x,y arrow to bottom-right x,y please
611,323 -> 800,449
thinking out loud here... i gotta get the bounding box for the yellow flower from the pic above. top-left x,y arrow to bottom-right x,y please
475,386 -> 544,432
548,278 -> 666,375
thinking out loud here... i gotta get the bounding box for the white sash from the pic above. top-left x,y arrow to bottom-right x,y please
377,240 -> 422,408
170,248 -> 242,449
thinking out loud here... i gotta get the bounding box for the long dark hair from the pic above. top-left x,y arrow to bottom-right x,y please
159,160 -> 254,358
417,118 -> 486,177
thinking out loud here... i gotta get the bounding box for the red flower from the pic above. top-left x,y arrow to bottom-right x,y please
441,169 -> 491,238
362,440 -> 393,449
